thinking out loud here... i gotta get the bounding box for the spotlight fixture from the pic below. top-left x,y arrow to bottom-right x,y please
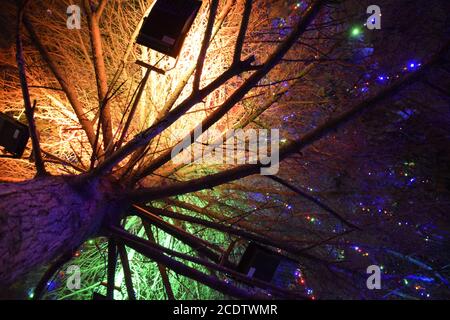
236,242 -> 298,286
136,0 -> 202,58
0,112 -> 29,158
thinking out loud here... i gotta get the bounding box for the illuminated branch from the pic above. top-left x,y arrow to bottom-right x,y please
121,3 -> 154,65
96,0 -> 108,18
22,17 -> 98,149
109,227 -> 259,300
120,55 -> 257,181
233,0 -> 253,64
41,149 -> 86,173
85,54 -> 258,180
157,0 -> 234,120
83,0 -> 114,154
114,70 -> 152,151
135,55 -> 317,182
109,225 -> 300,299
132,205 -> 226,264
193,0 -> 219,91
16,2 -> 47,176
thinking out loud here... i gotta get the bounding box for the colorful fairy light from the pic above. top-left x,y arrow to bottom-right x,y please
350,26 -> 362,37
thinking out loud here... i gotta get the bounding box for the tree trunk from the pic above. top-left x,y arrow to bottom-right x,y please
0,176 -> 124,286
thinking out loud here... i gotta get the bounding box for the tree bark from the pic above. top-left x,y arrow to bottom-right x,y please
0,176 -> 123,286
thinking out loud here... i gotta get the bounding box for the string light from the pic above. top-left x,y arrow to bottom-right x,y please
350,26 -> 362,37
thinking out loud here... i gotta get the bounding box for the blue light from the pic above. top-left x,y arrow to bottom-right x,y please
46,280 -> 57,291
406,275 -> 435,283
407,61 -> 421,71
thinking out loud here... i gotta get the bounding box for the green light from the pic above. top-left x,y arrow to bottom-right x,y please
351,26 -> 362,37
403,279 -> 409,285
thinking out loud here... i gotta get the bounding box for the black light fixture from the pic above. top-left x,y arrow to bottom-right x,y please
236,242 -> 298,286
137,0 -> 202,58
0,112 -> 29,158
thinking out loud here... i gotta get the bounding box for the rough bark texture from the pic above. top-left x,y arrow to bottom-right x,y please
0,176 -> 123,286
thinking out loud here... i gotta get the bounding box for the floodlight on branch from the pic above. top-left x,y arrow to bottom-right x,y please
136,0 -> 203,59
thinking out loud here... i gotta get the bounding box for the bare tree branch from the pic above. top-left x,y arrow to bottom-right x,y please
22,17 -> 98,149
117,242 -> 136,300
106,239 -> 117,299
16,2 -> 47,176
142,221 -> 175,300
193,0 -> 219,91
268,175 -> 360,230
83,0 -> 114,154
96,0 -> 108,18
233,0 -> 253,64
